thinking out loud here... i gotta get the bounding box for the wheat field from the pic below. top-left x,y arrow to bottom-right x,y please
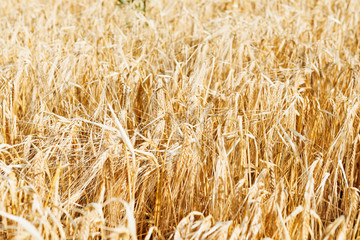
0,0 -> 360,239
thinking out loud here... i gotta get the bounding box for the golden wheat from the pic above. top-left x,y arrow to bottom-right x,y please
1,0 -> 360,239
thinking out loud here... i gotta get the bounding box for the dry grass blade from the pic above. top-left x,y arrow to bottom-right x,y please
0,211 -> 43,240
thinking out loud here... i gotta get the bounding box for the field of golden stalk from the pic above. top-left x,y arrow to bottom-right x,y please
1,0 -> 360,239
